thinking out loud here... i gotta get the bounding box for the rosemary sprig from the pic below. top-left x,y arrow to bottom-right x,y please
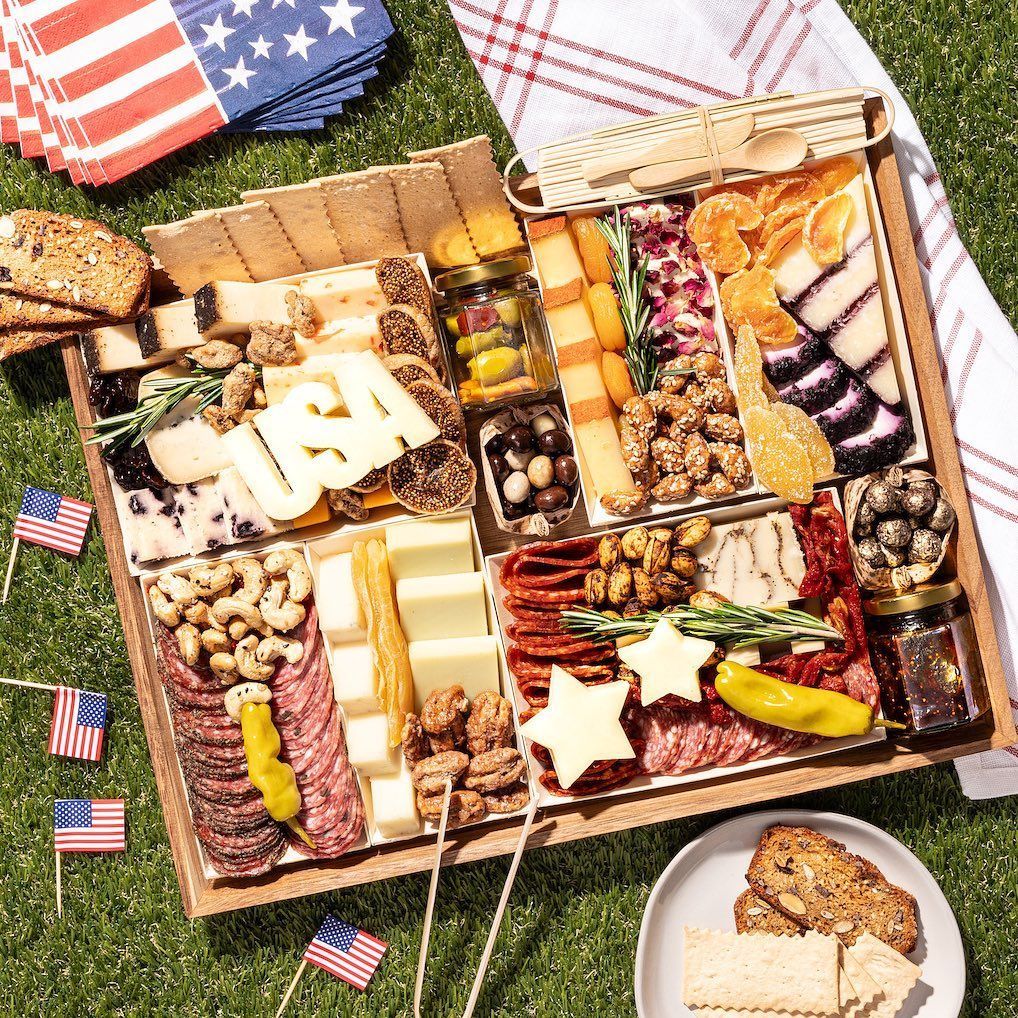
594,207 -> 658,395
85,365 -> 234,454
560,603 -> 845,649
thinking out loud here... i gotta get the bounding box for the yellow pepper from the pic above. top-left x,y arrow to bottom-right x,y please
713,661 -> 903,738
240,702 -> 314,846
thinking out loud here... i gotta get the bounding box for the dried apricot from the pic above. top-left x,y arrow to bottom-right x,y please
602,351 -> 636,409
572,216 -> 613,284
719,264 -> 797,345
587,282 -> 626,352
756,217 -> 805,266
744,405 -> 814,504
687,193 -> 763,275
756,171 -> 825,217
803,191 -> 854,266
772,401 -> 835,478
809,155 -> 859,195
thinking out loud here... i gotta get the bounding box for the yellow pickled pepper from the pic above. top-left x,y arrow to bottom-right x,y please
240,701 -> 302,823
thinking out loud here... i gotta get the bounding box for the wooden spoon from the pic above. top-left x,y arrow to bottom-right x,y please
629,128 -> 809,191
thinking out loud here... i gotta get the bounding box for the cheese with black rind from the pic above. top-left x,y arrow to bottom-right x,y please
136,300 -> 202,358
193,281 -> 294,339
81,322 -> 174,374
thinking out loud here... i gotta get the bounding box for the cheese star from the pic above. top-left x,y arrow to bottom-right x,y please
223,56 -> 256,90
201,13 -> 235,51
618,618 -> 715,707
320,0 -> 364,36
520,665 -> 634,791
284,24 -> 317,59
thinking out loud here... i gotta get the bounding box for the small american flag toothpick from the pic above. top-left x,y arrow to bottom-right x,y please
48,688 -> 108,762
53,798 -> 126,919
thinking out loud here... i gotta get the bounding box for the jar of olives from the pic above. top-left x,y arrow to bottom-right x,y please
433,256 -> 559,411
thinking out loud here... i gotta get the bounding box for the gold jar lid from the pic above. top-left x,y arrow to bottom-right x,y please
863,578 -> 963,617
433,256 -> 532,293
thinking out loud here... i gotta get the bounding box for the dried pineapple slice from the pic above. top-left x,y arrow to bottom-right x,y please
744,405 -> 815,504
772,401 -> 836,478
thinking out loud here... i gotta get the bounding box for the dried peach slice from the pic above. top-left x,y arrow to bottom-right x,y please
720,264 -> 798,345
756,171 -> 825,217
772,401 -> 836,478
803,191 -> 854,266
688,193 -> 764,274
756,217 -> 806,266
744,405 -> 815,504
809,155 -> 860,195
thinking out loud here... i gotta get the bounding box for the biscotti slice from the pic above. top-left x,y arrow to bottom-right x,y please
388,162 -> 477,269
0,210 -> 151,318
733,887 -> 804,937
0,291 -> 111,330
746,825 -> 919,954
318,168 -> 409,263
378,304 -> 443,378
375,257 -> 432,317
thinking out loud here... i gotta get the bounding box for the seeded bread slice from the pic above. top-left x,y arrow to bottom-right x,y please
733,887 -> 805,937
0,325 -> 86,361
0,210 -> 151,318
375,256 -> 432,318
0,291 -> 112,330
746,825 -> 919,954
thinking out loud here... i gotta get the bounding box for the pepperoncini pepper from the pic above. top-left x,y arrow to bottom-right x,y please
713,661 -> 904,738
240,701 -> 314,847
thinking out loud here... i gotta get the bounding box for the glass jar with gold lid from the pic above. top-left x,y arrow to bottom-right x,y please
863,579 -> 988,735
434,256 -> 559,411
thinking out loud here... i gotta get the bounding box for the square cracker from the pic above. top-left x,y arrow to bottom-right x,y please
318,167 -> 409,263
845,934 -> 921,1018
241,182 -> 345,270
841,943 -> 883,1011
388,162 -> 477,269
143,212 -> 251,296
215,202 -> 305,280
682,928 -> 840,1015
410,135 -> 523,258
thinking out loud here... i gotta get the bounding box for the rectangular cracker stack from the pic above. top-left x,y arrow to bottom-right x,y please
318,167 -> 410,262
216,202 -> 305,280
241,182 -> 346,270
389,162 -> 477,268
143,212 -> 252,297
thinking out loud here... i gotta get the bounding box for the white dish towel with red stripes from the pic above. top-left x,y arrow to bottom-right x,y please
448,0 -> 1018,798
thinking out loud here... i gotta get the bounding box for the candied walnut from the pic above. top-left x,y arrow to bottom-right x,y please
621,395 -> 657,442
659,355 -> 693,394
696,471 -> 736,499
483,782 -> 530,814
285,289 -> 317,337
598,533 -> 622,572
191,339 -> 243,370
247,321 -> 297,366
466,690 -> 514,756
325,488 -> 368,521
692,352 -> 726,383
401,714 -> 430,768
464,747 -> 527,793
643,529 -> 672,575
683,432 -> 712,481
428,731 -> 459,754
704,412 -> 744,443
702,378 -> 737,415
221,362 -> 257,416
417,789 -> 486,828
600,488 -> 649,516
670,548 -> 699,578
651,472 -> 693,502
420,684 -> 469,739
620,421 -> 651,473
411,750 -> 469,796
202,405 -> 238,434
650,435 -> 686,473
710,441 -> 752,488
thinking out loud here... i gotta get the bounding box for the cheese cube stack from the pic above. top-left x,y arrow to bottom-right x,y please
367,758 -> 421,840
345,713 -> 400,777
396,572 -> 488,642
317,551 -> 366,642
385,517 -> 475,580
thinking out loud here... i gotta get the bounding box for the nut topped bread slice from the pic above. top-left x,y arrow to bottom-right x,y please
746,825 -> 919,954
733,887 -> 804,937
0,210 -> 151,318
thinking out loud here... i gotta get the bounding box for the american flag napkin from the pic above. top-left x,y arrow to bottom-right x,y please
0,0 -> 393,184
447,0 -> 1018,798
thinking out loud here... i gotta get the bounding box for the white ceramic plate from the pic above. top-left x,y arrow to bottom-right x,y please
635,809 -> 965,1018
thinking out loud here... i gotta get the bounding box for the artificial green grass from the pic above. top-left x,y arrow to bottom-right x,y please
0,0 -> 1016,1014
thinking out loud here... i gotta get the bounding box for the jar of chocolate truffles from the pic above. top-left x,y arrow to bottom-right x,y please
434,257 -> 559,411
863,580 -> 988,735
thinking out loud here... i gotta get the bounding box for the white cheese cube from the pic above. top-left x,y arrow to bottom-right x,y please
385,517 -> 474,581
345,712 -> 400,777
396,572 -> 488,642
369,757 -> 421,840
330,642 -> 378,714
174,477 -> 234,555
409,635 -> 500,711
317,552 -> 366,642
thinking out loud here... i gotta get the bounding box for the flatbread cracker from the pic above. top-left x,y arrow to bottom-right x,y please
409,135 -> 523,258
143,212 -> 252,296
845,934 -> 921,1018
241,182 -> 345,270
216,202 -> 305,280
319,167 -> 409,263
682,928 -> 840,1015
388,162 -> 477,268
841,943 -> 884,1010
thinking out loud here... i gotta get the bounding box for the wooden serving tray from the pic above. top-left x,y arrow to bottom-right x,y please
61,99 -> 1015,917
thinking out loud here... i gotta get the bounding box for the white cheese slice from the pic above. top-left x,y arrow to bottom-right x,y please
299,267 -> 388,321
110,484 -> 191,566
294,314 -> 382,360
173,477 -> 234,555
193,280 -> 294,339
617,619 -> 713,706
396,572 -> 488,642
368,757 -> 421,840
385,517 -> 474,581
262,357 -> 347,405
345,712 -> 401,777
796,239 -> 877,332
330,642 -> 378,714
409,635 -> 500,711
81,323 -> 174,375
216,466 -> 293,542
136,300 -> 202,358
317,552 -> 366,642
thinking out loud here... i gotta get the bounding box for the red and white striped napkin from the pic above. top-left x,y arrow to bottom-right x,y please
448,0 -> 1018,798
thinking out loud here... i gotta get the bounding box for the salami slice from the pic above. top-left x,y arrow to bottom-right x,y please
204,838 -> 288,877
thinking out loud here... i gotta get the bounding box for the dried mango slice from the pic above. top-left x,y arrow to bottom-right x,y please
572,216 -> 613,284
688,193 -> 763,275
588,281 -> 626,352
744,405 -> 814,504
756,171 -> 825,217
803,191 -> 854,266
719,264 -> 798,345
772,401 -> 836,478
809,155 -> 860,195
756,217 -> 806,266
733,323 -> 767,410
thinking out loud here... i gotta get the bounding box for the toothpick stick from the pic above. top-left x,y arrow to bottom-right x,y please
274,959 -> 308,1018
1,536 -> 20,603
0,677 -> 60,693
414,779 -> 453,1018
55,851 -> 62,920
461,797 -> 541,1018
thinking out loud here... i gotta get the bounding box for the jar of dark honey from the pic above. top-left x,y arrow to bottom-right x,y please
863,579 -> 988,735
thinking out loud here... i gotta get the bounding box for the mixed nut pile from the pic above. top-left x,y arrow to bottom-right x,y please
401,686 -> 530,828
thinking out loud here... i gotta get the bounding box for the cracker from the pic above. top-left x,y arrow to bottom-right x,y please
241,182 -> 346,269
388,162 -> 477,268
845,934 -> 921,1018
216,202 -> 305,280
319,167 -> 409,263
410,135 -> 524,258
682,927 -> 840,1014
143,212 -> 252,296
840,943 -> 883,1010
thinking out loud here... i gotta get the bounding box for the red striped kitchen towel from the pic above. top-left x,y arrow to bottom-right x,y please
447,0 -> 1018,798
